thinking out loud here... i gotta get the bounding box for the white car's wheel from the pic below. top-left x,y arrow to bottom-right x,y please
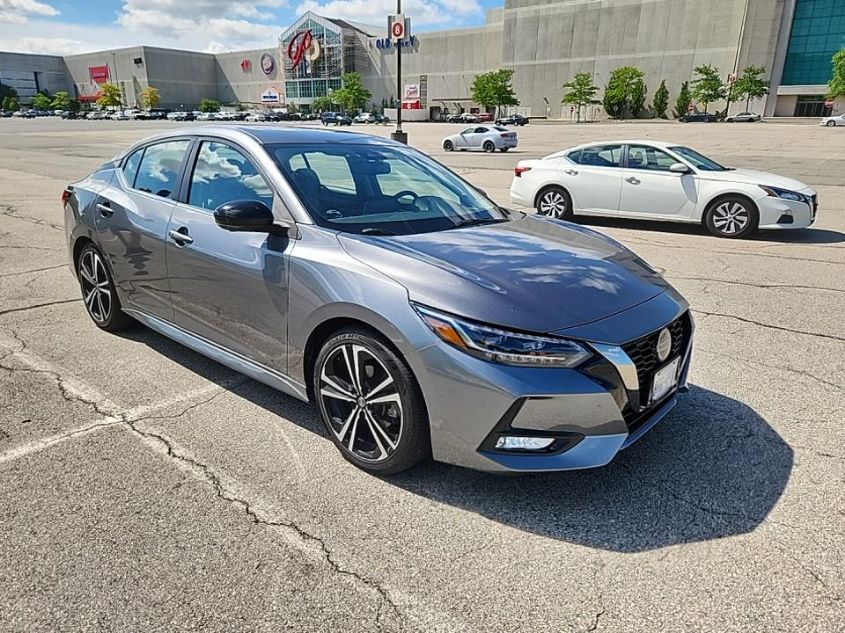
483,141 -> 495,153
826,120 -> 836,127
536,186 -> 572,220
443,139 -> 454,151
704,196 -> 758,239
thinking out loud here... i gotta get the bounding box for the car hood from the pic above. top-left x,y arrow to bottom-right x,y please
339,215 -> 671,333
700,168 -> 811,191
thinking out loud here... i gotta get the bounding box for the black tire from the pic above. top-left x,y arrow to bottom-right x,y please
535,186 -> 573,220
704,196 -> 759,239
76,243 -> 133,331
483,141 -> 495,153
313,328 -> 430,475
443,139 -> 454,151
826,121 -> 835,127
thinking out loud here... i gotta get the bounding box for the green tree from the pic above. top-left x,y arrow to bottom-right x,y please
8,97 -> 20,112
732,65 -> 768,111
827,48 -> 845,99
691,64 -> 725,114
0,81 -> 17,103
602,66 -> 645,119
140,86 -> 160,109
50,91 -> 72,110
674,81 -> 692,118
331,72 -> 371,113
1,96 -> 10,110
96,83 -> 122,109
561,72 -> 599,123
31,92 -> 52,110
199,98 -> 221,112
471,68 -> 519,118
652,79 -> 669,118
311,95 -> 332,113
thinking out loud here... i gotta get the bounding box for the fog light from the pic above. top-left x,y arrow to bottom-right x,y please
495,436 -> 555,451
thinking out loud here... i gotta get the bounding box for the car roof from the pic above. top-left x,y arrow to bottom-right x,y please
121,125 -> 402,153
542,140 -> 685,160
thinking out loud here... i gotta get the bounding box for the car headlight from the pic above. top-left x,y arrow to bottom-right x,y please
413,304 -> 592,368
759,185 -> 807,203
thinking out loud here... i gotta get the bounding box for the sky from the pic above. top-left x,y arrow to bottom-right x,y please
0,0 -> 499,55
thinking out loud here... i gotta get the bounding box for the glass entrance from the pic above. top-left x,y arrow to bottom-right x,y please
794,95 -> 833,117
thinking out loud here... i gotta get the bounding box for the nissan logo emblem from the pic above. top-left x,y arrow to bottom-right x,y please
656,328 -> 672,362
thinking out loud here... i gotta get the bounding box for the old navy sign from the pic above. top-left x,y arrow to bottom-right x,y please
375,35 -> 418,50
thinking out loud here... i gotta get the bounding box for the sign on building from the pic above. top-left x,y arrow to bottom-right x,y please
89,66 -> 109,84
403,84 -> 420,100
388,14 -> 406,41
261,88 -> 281,103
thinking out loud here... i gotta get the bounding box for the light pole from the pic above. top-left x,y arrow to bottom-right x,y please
110,52 -> 121,108
390,0 -> 408,144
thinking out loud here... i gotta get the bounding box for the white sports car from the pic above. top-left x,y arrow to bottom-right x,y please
510,140 -> 818,238
820,114 -> 845,127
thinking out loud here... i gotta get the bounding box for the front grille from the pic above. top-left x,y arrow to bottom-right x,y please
621,312 -> 691,397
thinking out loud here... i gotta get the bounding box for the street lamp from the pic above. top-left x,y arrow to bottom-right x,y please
390,0 -> 408,145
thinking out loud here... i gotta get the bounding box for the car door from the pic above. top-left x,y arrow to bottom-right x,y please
620,144 -> 698,218
165,139 -> 292,372
471,126 -> 491,150
454,127 -> 475,149
94,138 -> 192,321
561,144 -> 624,213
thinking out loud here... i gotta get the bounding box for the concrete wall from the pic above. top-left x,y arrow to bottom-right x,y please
215,47 -> 281,107
0,52 -> 69,103
64,47 -> 149,107
142,48 -> 217,109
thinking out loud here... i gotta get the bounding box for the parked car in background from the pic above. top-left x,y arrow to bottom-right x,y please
167,111 -> 195,121
86,111 -> 108,120
64,125 -> 693,475
679,112 -> 717,123
61,111 -> 79,120
0,110 -> 12,118
510,140 -> 818,238
147,108 -> 171,120
477,112 -> 494,122
446,113 -> 463,123
442,125 -> 518,153
353,112 -> 376,124
110,111 -> 130,120
820,114 -> 845,127
245,112 -> 270,122
320,112 -> 352,126
725,112 -> 761,122
459,113 -> 479,123
197,112 -> 220,121
496,114 -> 529,126
374,113 -> 390,124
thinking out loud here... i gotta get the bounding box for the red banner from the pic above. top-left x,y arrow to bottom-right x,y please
401,100 -> 421,110
89,65 -> 110,84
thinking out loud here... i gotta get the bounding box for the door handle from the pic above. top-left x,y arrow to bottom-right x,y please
96,202 -> 113,217
625,177 -> 641,185
564,169 -> 578,176
168,228 -> 193,245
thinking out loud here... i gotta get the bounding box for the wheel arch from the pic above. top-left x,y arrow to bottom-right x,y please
533,182 -> 574,210
700,191 -> 760,226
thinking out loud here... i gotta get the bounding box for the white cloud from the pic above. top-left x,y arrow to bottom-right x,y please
0,36 -> 89,56
296,0 -> 481,27
0,0 -> 59,24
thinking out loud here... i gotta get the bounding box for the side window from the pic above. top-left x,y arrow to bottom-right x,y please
626,144 -> 678,172
578,145 -> 623,167
461,127 -> 475,135
189,141 -> 273,211
122,148 -> 143,187
133,140 -> 191,199
567,149 -> 583,164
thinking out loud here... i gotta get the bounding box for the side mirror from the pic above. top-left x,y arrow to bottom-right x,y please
214,200 -> 280,233
669,162 -> 691,174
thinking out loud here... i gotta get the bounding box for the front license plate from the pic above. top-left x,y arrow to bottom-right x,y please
651,357 -> 680,403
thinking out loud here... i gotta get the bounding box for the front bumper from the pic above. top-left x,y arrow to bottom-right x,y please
757,189 -> 818,229
412,293 -> 693,473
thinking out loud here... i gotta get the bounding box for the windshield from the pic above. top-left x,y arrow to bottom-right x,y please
669,146 -> 728,171
269,143 -> 507,235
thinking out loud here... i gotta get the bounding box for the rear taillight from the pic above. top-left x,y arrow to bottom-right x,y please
61,190 -> 71,205
514,166 -> 531,177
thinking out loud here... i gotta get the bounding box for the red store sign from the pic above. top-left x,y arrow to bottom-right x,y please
89,65 -> 109,84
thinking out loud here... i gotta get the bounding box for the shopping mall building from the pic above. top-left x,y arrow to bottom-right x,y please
1,0 -> 843,118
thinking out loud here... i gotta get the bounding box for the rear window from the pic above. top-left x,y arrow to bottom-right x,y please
569,145 -> 622,167
133,140 -> 191,199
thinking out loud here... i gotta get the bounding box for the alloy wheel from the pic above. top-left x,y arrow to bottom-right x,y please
79,249 -> 112,324
318,344 -> 403,463
539,190 -> 568,218
711,201 -> 750,235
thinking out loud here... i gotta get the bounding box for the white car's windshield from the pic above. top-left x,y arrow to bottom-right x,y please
270,143 -> 507,235
669,146 -> 729,172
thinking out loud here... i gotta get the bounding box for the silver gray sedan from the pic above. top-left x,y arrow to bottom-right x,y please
64,126 -> 691,474
442,125 -> 518,152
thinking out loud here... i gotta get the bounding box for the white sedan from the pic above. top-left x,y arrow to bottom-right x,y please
442,125 -> 518,153
510,140 -> 818,238
725,111 -> 761,122
820,114 -> 845,127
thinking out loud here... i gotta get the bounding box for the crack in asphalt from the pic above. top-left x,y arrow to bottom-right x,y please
668,275 -> 845,295
692,309 -> 845,343
695,347 -> 843,391
125,417 -> 403,631
0,298 -> 81,318
0,204 -> 63,231
0,264 -> 67,279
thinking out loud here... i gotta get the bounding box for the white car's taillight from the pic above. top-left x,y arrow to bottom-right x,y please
514,165 -> 531,177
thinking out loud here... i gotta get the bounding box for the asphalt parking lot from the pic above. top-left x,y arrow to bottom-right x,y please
0,117 -> 842,632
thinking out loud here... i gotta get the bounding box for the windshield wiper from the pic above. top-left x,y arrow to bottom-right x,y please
450,217 -> 509,229
361,227 -> 398,236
